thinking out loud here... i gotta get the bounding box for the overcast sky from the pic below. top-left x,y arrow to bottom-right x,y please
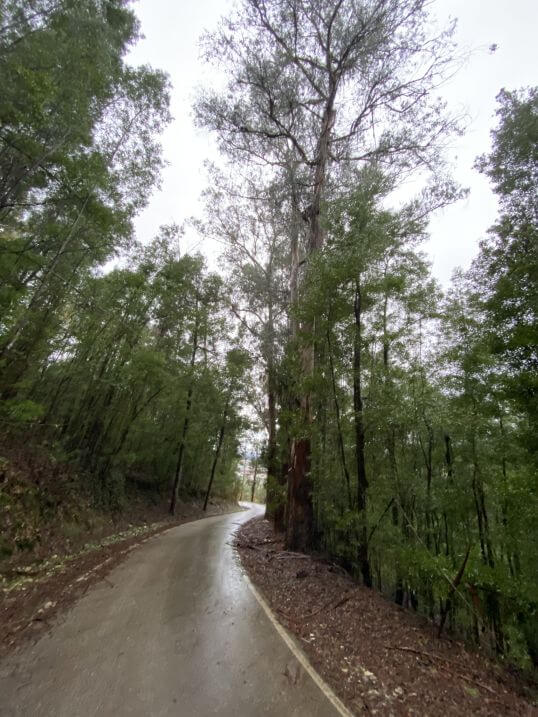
127,0 -> 537,286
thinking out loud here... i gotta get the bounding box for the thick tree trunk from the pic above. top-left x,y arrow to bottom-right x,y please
275,428 -> 292,533
279,166 -> 300,535
286,103 -> 335,551
286,436 -> 314,549
264,356 -> 280,521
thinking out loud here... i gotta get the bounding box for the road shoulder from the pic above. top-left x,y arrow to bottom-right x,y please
1,503 -> 243,658
236,516 -> 536,716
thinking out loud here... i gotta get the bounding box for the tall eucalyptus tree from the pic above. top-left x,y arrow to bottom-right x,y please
196,0 -> 463,549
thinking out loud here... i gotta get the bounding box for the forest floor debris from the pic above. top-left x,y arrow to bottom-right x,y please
0,499 -> 241,658
236,517 -> 537,716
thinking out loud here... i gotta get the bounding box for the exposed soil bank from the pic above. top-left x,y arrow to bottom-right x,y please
236,517 -> 536,716
0,437 -> 237,568
1,498 -> 240,658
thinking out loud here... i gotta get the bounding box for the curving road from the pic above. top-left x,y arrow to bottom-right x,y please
0,505 -> 340,716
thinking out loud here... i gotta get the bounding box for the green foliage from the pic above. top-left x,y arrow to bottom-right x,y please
285,150 -> 537,667
0,3 -> 245,517
474,88 -> 538,457
4,399 -> 44,423
0,0 -> 170,398
1,0 -> 535,674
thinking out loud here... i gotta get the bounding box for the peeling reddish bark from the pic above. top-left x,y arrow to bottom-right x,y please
286,436 -> 314,551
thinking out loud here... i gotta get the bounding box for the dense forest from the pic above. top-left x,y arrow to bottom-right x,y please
1,0 -> 536,672
0,0 -> 249,520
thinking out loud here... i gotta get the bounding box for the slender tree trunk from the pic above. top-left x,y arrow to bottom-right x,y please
382,285 -> 389,369
327,326 -> 352,510
203,407 -> 227,511
170,315 -> 199,515
169,384 -> 193,514
353,279 -> 372,587
250,456 -> 259,502
470,427 -> 504,653
438,546 -> 471,638
97,387 -> 163,482
381,292 -> 406,601
497,413 -> 518,577
419,420 -> 434,550
239,457 -> 248,502
0,194 -> 91,362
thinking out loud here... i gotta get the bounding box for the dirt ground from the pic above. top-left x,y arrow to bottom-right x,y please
0,499 -> 240,658
236,516 -> 537,716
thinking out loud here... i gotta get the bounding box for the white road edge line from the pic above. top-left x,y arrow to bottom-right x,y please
243,572 -> 355,717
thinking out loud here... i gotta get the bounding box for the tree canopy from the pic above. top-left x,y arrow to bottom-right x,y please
1,0 -> 536,671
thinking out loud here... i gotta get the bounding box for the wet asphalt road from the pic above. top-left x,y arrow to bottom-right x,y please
0,504 -> 339,716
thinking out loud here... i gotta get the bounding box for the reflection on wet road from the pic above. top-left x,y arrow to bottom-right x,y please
0,505 -> 339,716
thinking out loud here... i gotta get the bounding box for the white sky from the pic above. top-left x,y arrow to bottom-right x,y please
127,0 -> 538,286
